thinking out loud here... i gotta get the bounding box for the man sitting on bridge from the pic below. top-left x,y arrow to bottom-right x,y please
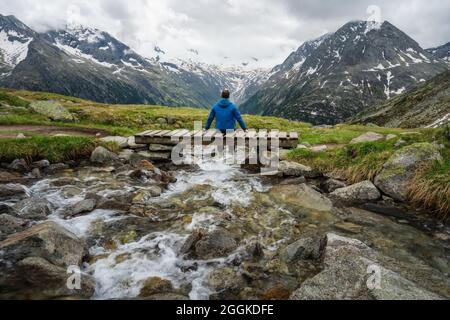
205,89 -> 248,133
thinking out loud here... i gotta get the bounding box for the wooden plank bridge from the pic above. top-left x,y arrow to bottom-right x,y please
135,129 -> 300,149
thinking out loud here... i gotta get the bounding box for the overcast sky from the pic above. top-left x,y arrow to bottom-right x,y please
1,0 -> 449,68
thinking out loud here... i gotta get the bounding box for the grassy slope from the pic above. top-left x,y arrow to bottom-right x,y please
0,88 -> 449,219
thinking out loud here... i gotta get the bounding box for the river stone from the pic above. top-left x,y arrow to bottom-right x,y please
0,214 -> 28,239
15,198 -> 52,220
290,234 -> 443,300
278,161 -> 319,178
350,132 -> 384,144
149,144 -> 174,152
101,136 -> 129,149
16,257 -> 95,299
139,277 -> 174,297
43,163 -> 69,174
0,184 -> 26,199
0,204 -> 16,215
330,181 -> 381,203
138,151 -> 172,161
32,159 -> 50,169
374,143 -> 442,201
270,184 -> 333,212
281,234 -> 327,264
29,101 -> 76,122
206,267 -> 246,300
65,199 -> 96,218
118,149 -> 134,161
0,170 -> 24,183
8,159 -> 29,172
194,229 -> 238,259
0,222 -> 88,291
322,178 -> 347,193
334,222 -> 363,234
90,146 -> 119,164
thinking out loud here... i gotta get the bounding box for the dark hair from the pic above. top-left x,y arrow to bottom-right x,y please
221,89 -> 230,99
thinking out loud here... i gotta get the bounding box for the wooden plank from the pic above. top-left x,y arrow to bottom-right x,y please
194,130 -> 205,138
268,130 -> 279,139
204,129 -> 218,139
258,129 -> 268,138
278,132 -> 288,139
225,131 -> 236,139
235,130 -> 246,138
136,130 -> 154,137
166,130 -> 183,137
289,132 -> 299,140
155,130 -> 172,137
172,130 -> 190,139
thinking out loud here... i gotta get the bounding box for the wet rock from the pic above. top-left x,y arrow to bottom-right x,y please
334,222 -> 363,234
330,181 -> 381,203
30,168 -> 41,179
147,186 -> 162,198
0,184 -> 26,199
65,199 -> 96,218
17,257 -> 95,299
15,198 -> 52,220
194,229 -> 238,260
139,277 -> 174,297
374,143 -> 442,201
0,222 -> 88,292
350,132 -> 384,144
290,234 -> 443,300
96,198 -> 131,212
50,177 -> 79,187
279,176 -> 307,185
101,136 -> 129,149
118,149 -> 134,161
180,230 -> 204,255
8,159 -> 29,172
0,204 -> 16,215
206,267 -> 246,300
90,146 -> 119,164
143,293 -> 189,300
43,163 -> 69,174
281,234 -> 327,264
270,184 -> 333,212
0,214 -> 28,239
278,161 -> 320,178
29,101 -> 76,122
0,170 -> 24,183
32,160 -> 50,169
322,178 -> 347,193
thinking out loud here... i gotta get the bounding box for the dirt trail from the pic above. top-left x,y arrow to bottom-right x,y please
0,125 -> 110,138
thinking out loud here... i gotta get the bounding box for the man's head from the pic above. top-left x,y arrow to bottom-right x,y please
221,89 -> 230,99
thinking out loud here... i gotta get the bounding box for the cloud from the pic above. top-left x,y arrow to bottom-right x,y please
0,0 -> 449,68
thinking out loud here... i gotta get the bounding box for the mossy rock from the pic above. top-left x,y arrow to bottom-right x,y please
29,100 -> 77,122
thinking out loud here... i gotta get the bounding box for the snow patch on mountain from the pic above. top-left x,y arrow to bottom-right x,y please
0,29 -> 32,68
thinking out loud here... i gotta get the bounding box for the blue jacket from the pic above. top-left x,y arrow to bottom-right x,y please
205,99 -> 247,131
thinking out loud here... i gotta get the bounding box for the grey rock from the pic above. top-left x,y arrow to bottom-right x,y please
138,151 -> 172,161
65,199 -> 96,218
322,178 -> 347,193
281,234 -> 327,263
194,229 -> 238,260
101,136 -> 129,149
30,168 -> 41,179
43,163 -> 69,174
270,183 -> 333,212
8,159 -> 29,172
15,198 -> 52,220
0,214 -> 28,239
148,144 -> 174,152
17,257 -> 95,299
16,133 -> 26,139
374,143 -> 442,201
350,132 -> 384,144
206,267 -> 246,300
32,160 -> 50,169
310,145 -> 328,153
90,146 -> 119,164
0,184 -> 26,199
290,234 -> 443,300
278,161 -> 320,178
386,134 -> 398,141
139,277 -> 174,297
331,181 -> 381,203
29,101 -> 76,122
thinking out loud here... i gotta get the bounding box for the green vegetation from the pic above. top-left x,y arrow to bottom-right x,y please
0,136 -> 118,163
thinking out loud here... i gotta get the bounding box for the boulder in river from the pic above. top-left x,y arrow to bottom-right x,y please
90,146 -> 119,164
321,178 -> 347,193
330,181 -> 381,203
206,267 -> 246,300
8,159 -> 29,172
0,222 -> 88,295
281,234 -> 327,264
195,228 -> 238,259
139,277 -> 174,298
270,184 -> 333,212
15,198 -> 52,220
290,233 -> 443,300
0,184 -> 26,199
350,132 -> 384,144
64,199 -> 96,218
0,214 -> 28,240
374,143 -> 442,201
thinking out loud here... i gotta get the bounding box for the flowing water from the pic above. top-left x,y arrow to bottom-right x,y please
3,157 -> 450,299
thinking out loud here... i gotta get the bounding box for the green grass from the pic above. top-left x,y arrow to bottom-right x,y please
0,136 -> 113,163
0,91 -> 30,108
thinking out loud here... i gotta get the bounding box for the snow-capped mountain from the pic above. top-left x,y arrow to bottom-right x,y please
0,14 -> 35,74
0,14 -> 268,108
427,42 -> 450,63
242,21 -> 449,124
